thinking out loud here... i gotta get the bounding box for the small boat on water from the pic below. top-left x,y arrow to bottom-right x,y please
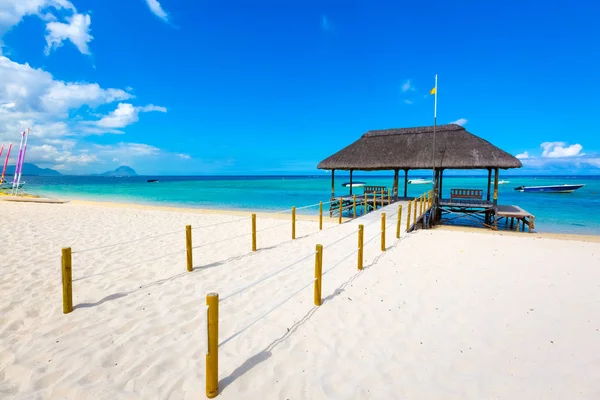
147,179 -> 159,183
408,179 -> 432,185
498,180 -> 510,185
342,182 -> 366,187
514,184 -> 584,193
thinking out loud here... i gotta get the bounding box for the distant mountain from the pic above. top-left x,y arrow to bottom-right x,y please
3,163 -> 62,176
99,166 -> 138,177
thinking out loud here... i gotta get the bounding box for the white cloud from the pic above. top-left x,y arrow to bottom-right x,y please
0,1 -> 75,37
401,80 -> 413,93
45,12 -> 93,55
541,142 -> 583,158
450,118 -> 468,126
145,0 -> 169,22
95,103 -> 167,129
516,151 -> 529,159
177,153 -> 191,160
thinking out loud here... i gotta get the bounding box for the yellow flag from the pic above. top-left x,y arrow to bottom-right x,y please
430,87 -> 436,95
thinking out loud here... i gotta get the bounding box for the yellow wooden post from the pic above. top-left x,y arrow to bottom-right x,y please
381,213 -> 386,251
396,205 -> 402,238
406,201 -> 412,232
413,198 -> 417,226
380,189 -> 384,208
358,224 -> 364,270
206,293 -> 219,398
251,214 -> 257,251
319,202 -> 323,230
420,194 -> 424,215
186,225 -> 193,272
373,191 -> 376,210
61,247 -> 73,314
314,244 -> 323,306
338,197 -> 343,224
388,189 -> 391,205
353,195 -> 357,218
292,206 -> 296,239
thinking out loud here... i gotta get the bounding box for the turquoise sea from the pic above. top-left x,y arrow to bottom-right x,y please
14,174 -> 600,235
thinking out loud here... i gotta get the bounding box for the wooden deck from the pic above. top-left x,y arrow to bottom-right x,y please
495,205 -> 535,232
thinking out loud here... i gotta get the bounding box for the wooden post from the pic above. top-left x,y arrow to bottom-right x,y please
206,293 -> 219,398
353,195 -> 357,218
186,225 -> 193,272
388,190 -> 391,205
319,202 -> 323,230
406,201 -> 411,232
364,193 -> 367,215
404,169 -> 408,197
292,206 -> 296,239
358,224 -> 364,270
380,189 -> 384,208
413,198 -> 417,226
61,247 -> 73,314
338,197 -> 343,224
420,194 -> 424,215
331,169 -> 335,199
493,167 -> 499,206
314,244 -> 323,306
393,169 -> 399,200
381,213 -> 386,251
396,205 -> 402,238
349,170 -> 353,195
487,168 -> 492,201
373,191 -> 376,210
251,214 -> 257,251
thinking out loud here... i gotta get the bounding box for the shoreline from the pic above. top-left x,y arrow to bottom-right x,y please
67,199 -> 600,242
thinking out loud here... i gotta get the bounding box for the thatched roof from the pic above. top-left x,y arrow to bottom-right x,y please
317,124 -> 522,171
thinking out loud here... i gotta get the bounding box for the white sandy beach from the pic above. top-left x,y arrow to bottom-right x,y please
1,200 -> 600,399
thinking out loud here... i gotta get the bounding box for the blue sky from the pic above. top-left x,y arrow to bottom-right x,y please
0,0 -> 598,175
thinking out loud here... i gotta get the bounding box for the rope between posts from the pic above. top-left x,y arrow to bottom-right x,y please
256,220 -> 289,233
323,228 -> 358,249
219,276 -> 317,348
72,229 -> 184,255
191,231 -> 250,250
193,216 -> 250,230
220,251 -> 317,303
322,247 -> 360,277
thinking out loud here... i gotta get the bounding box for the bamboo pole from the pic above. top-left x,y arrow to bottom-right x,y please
319,202 -> 323,230
61,247 -> 73,314
314,244 -> 323,306
251,214 -> 257,251
206,293 -> 219,398
396,205 -> 402,238
406,201 -> 412,232
353,195 -> 357,218
381,213 -> 386,251
338,197 -> 343,224
292,206 -> 296,239
358,224 -> 364,270
186,225 -> 193,272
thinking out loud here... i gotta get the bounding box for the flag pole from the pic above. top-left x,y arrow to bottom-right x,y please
431,74 -> 438,184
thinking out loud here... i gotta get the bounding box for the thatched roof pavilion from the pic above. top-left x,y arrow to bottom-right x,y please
318,124 -> 521,171
317,124 -> 522,205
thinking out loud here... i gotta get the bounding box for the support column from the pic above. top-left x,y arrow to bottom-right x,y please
393,169 -> 399,200
349,170 -> 353,195
331,169 -> 335,199
439,169 -> 444,199
493,167 -> 499,206
487,168 -> 492,201
403,169 -> 408,197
